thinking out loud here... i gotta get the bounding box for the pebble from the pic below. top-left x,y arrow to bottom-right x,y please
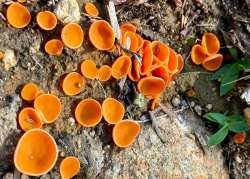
243,107 -> 250,126
67,117 -> 75,126
3,49 -> 17,70
205,104 -> 213,111
60,151 -> 65,157
3,173 -> 13,179
194,105 -> 202,116
190,101 -> 195,107
234,154 -> 242,163
246,167 -> 250,176
171,97 -> 181,107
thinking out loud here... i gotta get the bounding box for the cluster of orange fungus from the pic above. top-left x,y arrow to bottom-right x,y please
34,94 -> 61,123
14,129 -> 58,176
44,39 -> 64,56
62,72 -> 85,96
36,11 -> 57,30
191,33 -> 223,71
102,98 -> 125,124
61,23 -> 84,49
7,2 -> 31,28
89,20 -> 115,51
112,120 -> 140,148
60,156 -> 80,179
75,98 -> 102,127
84,3 -> 99,17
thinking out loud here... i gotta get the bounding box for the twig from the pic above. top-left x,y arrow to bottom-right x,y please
0,12 -> 6,21
96,80 -> 107,98
221,74 -> 250,86
81,13 -> 102,20
178,71 -> 213,76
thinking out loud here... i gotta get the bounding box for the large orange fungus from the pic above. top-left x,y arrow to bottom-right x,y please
201,54 -> 223,71
201,32 -> 220,55
62,72 -> 85,96
191,44 -> 207,65
80,59 -> 98,79
111,55 -> 131,79
98,65 -> 112,81
36,11 -> 57,30
44,39 -> 63,56
151,41 -> 169,64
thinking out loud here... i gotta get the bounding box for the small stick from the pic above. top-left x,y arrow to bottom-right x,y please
96,80 -> 107,98
221,74 -> 250,86
81,13 -> 102,20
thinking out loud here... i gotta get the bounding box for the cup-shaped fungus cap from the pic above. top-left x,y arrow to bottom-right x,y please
121,31 -> 138,52
21,83 -> 39,101
111,55 -> 131,79
75,98 -> 102,127
112,119 -> 140,148
128,58 -> 141,82
80,59 -> 98,79
34,94 -> 61,123
201,32 -> 220,55
62,72 -> 85,96
36,11 -> 57,30
89,20 -> 115,51
151,41 -> 169,64
137,76 -> 166,98
191,44 -> 207,65
34,90 -> 45,99
60,156 -> 80,179
102,97 -> 125,124
167,48 -> 178,73
176,54 -> 184,74
14,129 -> 58,176
61,23 -> 84,49
97,65 -> 112,81
201,54 -> 223,71
151,65 -> 170,85
18,107 -> 43,132
84,3 -> 99,16
44,39 -> 63,56
136,34 -> 143,51
141,42 -> 153,75
7,2 -> 31,28
233,132 -> 246,144
120,23 -> 137,33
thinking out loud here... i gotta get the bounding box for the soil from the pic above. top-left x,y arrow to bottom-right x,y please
0,0 -> 249,178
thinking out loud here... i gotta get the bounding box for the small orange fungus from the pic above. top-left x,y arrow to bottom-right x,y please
102,97 -> 125,124
21,83 -> 39,101
128,58 -> 141,82
44,39 -> 63,56
80,59 -> 98,79
62,72 -> 85,96
75,98 -> 102,127
201,33 -> 220,55
191,44 -> 207,65
176,54 -> 184,74
233,132 -> 245,144
137,76 -> 166,98
120,23 -> 137,33
98,65 -> 112,81
151,41 -> 169,64
14,129 -> 58,176
112,120 -> 140,148
7,2 -> 31,28
186,88 -> 196,97
111,55 -> 131,79
201,54 -> 223,71
34,94 -> 61,123
141,43 -> 153,75
60,156 -> 80,179
167,48 -> 178,73
122,31 -> 138,52
36,11 -> 57,30
89,20 -> 115,51
151,65 -> 170,85
84,3 -> 99,16
18,107 -> 43,132
61,23 -> 84,49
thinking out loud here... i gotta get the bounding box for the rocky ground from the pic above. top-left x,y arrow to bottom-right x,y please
0,0 -> 249,178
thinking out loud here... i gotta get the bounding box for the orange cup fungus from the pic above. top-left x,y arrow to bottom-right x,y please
167,48 -> 178,73
121,31 -> 139,52
62,72 -> 85,96
89,20 -> 115,51
97,65 -> 112,81
7,2 -> 31,28
151,41 -> 169,64
151,65 -> 170,85
176,54 -> 184,74
75,98 -> 102,127
84,3 -> 99,17
233,132 -> 246,144
81,59 -> 98,79
14,129 -> 58,176
137,76 -> 166,98
21,83 -> 39,101
34,94 -> 61,123
60,156 -> 80,179
112,120 -> 140,148
191,44 -> 207,65
36,11 -> 57,31
61,23 -> 84,49
18,107 -> 43,132
201,32 -> 220,55
111,55 -> 131,79
120,23 -> 137,33
44,39 -> 63,56
102,97 -> 125,124
141,42 -> 153,75
128,59 -> 141,82
201,54 -> 223,71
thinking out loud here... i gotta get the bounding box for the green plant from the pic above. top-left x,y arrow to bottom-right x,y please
211,48 -> 250,96
203,112 -> 248,146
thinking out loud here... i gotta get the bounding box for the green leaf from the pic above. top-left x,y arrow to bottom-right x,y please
208,125 -> 229,146
186,37 -> 197,47
225,115 -> 244,122
220,64 -> 240,96
228,48 -> 238,61
203,113 -> 227,125
240,57 -> 250,69
211,63 -> 234,81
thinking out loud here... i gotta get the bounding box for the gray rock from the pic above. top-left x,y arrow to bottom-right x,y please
54,0 -> 81,23
246,167 -> 250,176
205,103 -> 213,111
3,173 -> 13,179
194,105 -> 202,116
171,96 -> 181,107
3,49 -> 17,70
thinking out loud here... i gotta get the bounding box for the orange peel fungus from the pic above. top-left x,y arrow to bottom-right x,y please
62,72 -> 85,96
201,32 -> 220,55
21,83 -> 39,101
36,11 -> 57,30
81,59 -> 98,79
60,156 -> 80,179
14,129 -> 58,176
84,3 -> 99,16
97,65 -> 112,81
44,39 -> 63,56
201,54 -> 223,71
111,55 -> 131,79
